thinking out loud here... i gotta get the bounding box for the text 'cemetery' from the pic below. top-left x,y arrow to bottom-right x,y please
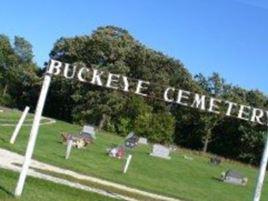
47,59 -> 268,127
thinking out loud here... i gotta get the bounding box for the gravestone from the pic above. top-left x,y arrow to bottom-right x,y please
221,170 -> 248,186
150,144 -> 171,159
138,137 -> 148,145
169,145 -> 177,152
125,132 -> 138,148
210,156 -> 221,165
81,125 -> 96,139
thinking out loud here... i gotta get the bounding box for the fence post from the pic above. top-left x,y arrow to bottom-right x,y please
10,106 -> 30,144
253,132 -> 268,201
65,139 -> 73,159
123,154 -> 132,174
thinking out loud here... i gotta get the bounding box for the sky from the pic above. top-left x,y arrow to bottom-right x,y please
0,0 -> 267,94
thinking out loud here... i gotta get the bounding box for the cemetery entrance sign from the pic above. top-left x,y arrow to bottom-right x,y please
47,60 -> 268,126
15,59 -> 268,201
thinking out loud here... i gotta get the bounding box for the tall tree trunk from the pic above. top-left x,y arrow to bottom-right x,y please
2,84 -> 8,96
202,129 -> 211,153
202,137 -> 209,153
98,114 -> 108,130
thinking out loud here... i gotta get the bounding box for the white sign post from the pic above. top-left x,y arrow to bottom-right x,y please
123,154 -> 132,174
65,139 -> 73,159
253,132 -> 268,201
10,106 -> 30,144
14,73 -> 52,197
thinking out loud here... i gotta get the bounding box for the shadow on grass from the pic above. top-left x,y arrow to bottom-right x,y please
211,176 -> 223,183
0,184 -> 14,196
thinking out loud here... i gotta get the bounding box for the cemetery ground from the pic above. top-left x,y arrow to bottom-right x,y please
0,169 -> 117,201
0,109 -> 268,201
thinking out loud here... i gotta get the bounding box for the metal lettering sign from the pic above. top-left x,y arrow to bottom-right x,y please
47,59 -> 268,127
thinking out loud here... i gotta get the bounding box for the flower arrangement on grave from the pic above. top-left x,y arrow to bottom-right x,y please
61,132 -> 93,148
106,145 -> 126,159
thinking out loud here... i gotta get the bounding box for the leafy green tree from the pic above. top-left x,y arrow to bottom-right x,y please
8,63 -> 40,109
0,34 -> 18,98
49,26 -> 191,136
194,73 -> 227,153
14,36 -> 34,63
0,34 -> 39,108
134,112 -> 175,143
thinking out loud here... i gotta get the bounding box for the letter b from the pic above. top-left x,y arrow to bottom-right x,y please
47,59 -> 62,75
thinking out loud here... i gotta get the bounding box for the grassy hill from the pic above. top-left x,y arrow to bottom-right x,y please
0,108 -> 268,201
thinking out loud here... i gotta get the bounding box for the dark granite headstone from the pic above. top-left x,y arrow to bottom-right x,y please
124,132 -> 138,148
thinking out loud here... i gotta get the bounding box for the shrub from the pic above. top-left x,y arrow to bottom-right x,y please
134,112 -> 175,144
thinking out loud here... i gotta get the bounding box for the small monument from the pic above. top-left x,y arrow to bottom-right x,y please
169,145 -> 177,152
210,156 -> 221,166
138,137 -> 148,145
150,144 -> 171,159
124,132 -> 139,148
81,125 -> 96,139
221,170 -> 248,186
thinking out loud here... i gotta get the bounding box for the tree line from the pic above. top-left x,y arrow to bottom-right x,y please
0,26 -> 267,165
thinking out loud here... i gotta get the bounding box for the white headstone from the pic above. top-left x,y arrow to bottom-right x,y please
138,137 -> 148,145
150,144 -> 171,159
82,125 -> 96,138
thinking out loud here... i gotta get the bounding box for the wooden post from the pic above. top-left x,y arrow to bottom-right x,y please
253,131 -> 268,201
123,154 -> 132,174
65,139 -> 73,159
14,73 -> 52,197
10,106 -> 30,144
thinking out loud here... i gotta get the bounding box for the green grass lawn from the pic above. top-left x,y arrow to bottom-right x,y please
0,108 -> 49,125
0,108 -> 268,201
0,169 -> 118,201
